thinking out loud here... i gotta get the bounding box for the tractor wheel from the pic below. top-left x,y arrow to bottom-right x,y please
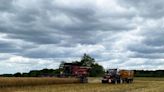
114,80 -> 118,84
108,79 -> 112,83
83,78 -> 88,83
80,77 -> 88,83
102,80 -> 107,83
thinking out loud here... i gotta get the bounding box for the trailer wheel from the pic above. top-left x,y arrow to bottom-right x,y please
120,79 -> 123,84
131,79 -> 133,83
129,79 -> 133,83
127,79 -> 130,83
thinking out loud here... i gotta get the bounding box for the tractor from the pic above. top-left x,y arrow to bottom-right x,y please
102,69 -> 134,84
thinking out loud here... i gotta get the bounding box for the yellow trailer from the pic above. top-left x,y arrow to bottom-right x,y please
119,70 -> 134,83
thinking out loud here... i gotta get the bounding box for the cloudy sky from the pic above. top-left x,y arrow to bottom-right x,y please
0,0 -> 164,74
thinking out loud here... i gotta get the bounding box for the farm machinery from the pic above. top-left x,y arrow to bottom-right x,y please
59,63 -> 134,84
60,63 -> 90,83
102,69 -> 134,84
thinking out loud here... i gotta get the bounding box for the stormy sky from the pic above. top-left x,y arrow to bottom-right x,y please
0,0 -> 164,74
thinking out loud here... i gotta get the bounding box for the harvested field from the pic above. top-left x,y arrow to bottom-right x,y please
0,77 -> 164,92
0,77 -> 80,87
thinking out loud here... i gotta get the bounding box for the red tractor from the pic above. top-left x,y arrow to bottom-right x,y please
60,63 -> 90,83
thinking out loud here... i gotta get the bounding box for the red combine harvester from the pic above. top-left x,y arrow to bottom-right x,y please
60,63 -> 90,83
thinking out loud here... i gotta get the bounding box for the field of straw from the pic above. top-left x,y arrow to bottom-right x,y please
0,77 -> 164,92
0,77 -> 80,87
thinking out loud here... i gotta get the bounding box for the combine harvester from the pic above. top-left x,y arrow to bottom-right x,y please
102,69 -> 134,84
60,63 -> 90,83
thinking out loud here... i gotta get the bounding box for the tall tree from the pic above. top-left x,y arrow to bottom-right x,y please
59,61 -> 66,69
89,63 -> 105,77
81,53 -> 95,67
80,53 -> 105,77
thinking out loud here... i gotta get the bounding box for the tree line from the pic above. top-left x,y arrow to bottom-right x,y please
0,54 -> 105,77
134,70 -> 164,77
0,54 -> 164,77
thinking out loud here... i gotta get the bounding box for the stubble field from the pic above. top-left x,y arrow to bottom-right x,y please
0,77 -> 164,92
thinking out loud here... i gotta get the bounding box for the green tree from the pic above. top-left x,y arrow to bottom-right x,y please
13,72 -> 22,77
59,61 -> 65,69
89,63 -> 105,77
29,70 -> 39,77
80,53 -> 105,77
81,53 -> 95,67
22,73 -> 29,77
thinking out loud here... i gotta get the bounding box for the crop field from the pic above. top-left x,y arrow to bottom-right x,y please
0,77 -> 164,92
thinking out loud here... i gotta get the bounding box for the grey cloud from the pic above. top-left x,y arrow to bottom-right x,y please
0,0 -> 135,46
130,53 -> 164,59
0,41 -> 22,53
119,0 -> 164,19
0,0 -> 164,73
127,44 -> 164,54
141,30 -> 164,47
144,37 -> 164,47
7,32 -> 62,44
0,0 -> 14,12
126,29 -> 164,61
